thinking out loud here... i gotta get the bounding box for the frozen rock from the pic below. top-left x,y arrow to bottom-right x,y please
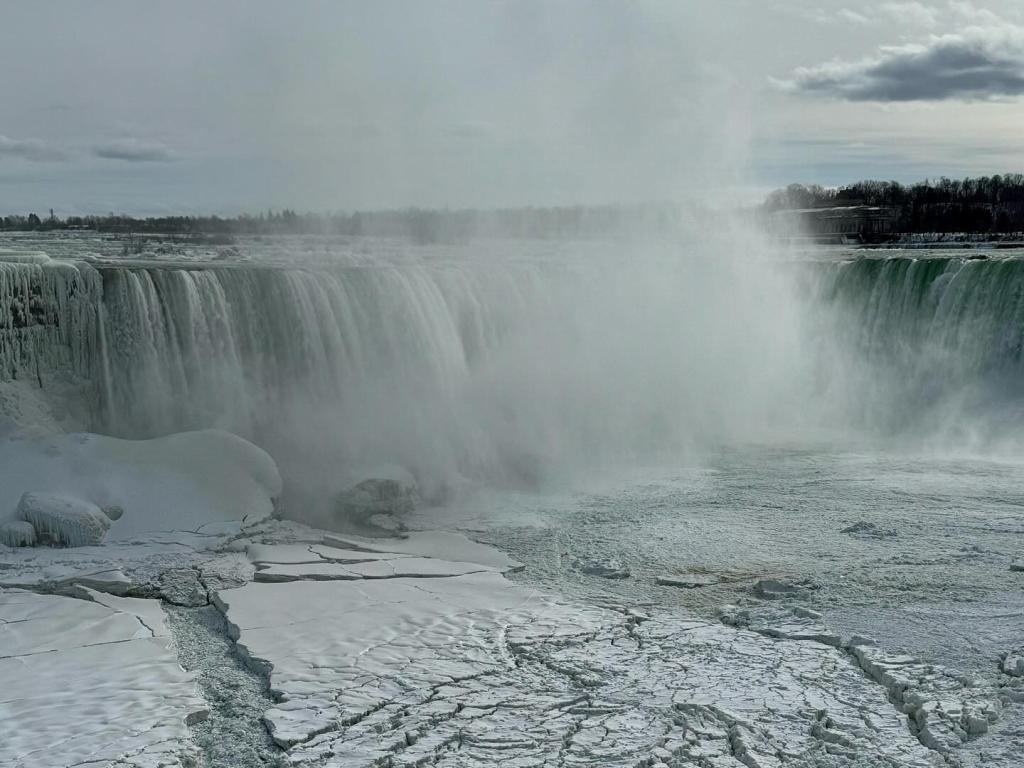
16,491 -> 111,547
0,519 -> 35,547
656,572 -> 720,588
573,557 -> 630,579
334,472 -> 418,527
102,503 -> 125,521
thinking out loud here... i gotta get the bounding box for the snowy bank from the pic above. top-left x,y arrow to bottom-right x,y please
0,429 -> 281,540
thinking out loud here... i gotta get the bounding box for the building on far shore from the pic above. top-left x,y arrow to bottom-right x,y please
765,205 -> 899,243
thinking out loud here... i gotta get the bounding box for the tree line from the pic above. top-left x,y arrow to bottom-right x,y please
0,205 -> 693,242
763,175 -> 1024,233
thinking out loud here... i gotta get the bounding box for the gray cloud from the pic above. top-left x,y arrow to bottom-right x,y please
780,25 -> 1024,101
0,135 -> 68,162
93,138 -> 176,162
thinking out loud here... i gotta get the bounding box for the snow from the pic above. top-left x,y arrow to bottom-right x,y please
253,557 -> 495,582
0,588 -> 205,768
322,530 -> 523,572
216,565 -> 946,766
0,428 -> 1019,766
3,508 -> 1022,767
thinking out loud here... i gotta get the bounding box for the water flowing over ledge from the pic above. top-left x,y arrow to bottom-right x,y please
4,250 -> 1024,495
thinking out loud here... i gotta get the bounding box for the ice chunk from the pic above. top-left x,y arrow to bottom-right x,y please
1002,653 -> 1024,677
752,578 -> 807,599
841,520 -> 896,537
657,573 -> 720,588
159,568 -> 208,606
253,557 -> 493,583
16,492 -> 111,547
322,530 -> 523,572
572,557 -> 630,579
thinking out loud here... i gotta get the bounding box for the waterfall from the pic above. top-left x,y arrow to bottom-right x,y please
95,261 -> 556,490
0,254 -> 106,425
16,247 -> 1024,498
807,256 -> 1024,447
0,241 -> 804,500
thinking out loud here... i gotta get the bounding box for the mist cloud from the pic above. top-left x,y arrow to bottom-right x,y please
780,25 -> 1024,101
93,138 -> 176,162
0,135 -> 68,162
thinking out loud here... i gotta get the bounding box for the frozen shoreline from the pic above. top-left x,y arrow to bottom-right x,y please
4,513 -> 1023,767
1,428 -> 1022,766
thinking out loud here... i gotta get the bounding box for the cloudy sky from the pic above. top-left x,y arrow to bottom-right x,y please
1,0 -> 1023,214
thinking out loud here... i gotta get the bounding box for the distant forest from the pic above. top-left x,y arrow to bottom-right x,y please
0,205 -> 689,242
763,174 -> 1024,233
4,175 -> 1024,239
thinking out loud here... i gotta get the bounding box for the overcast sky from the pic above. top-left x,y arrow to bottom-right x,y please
2,0 -> 1023,214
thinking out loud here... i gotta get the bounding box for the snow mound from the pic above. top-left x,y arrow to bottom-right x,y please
0,429 -> 281,538
16,491 -> 112,547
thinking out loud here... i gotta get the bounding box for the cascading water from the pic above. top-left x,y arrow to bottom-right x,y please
97,260 -> 562,494
0,236 -> 805,511
9,242 -> 1024,515
807,255 -> 1024,449
0,253 -> 107,426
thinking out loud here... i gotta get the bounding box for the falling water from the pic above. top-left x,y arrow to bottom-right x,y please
6,246 -> 1024,506
807,255 -> 1024,448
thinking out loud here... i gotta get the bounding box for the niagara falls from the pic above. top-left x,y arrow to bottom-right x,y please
3,2 -> 1024,767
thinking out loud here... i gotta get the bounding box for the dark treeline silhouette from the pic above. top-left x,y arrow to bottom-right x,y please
0,205 -> 691,243
763,175 -> 1024,233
